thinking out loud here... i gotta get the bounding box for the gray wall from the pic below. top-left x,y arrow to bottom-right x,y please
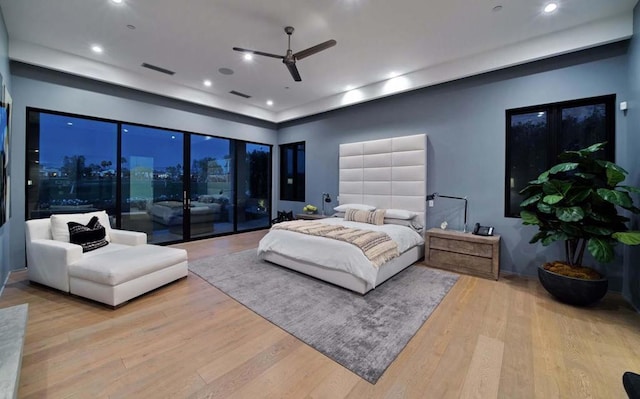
624,3 -> 640,309
0,9 -> 10,291
279,42 -> 633,287
9,63 -> 278,270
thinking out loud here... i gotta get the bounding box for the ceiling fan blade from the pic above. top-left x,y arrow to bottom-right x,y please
293,39 -> 337,60
233,47 -> 284,59
286,63 -> 302,82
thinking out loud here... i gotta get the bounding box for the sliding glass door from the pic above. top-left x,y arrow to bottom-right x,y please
189,135 -> 235,238
237,142 -> 271,231
26,113 -> 117,221
121,125 -> 184,244
26,108 -> 272,244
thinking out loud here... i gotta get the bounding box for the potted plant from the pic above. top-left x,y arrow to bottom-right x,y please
519,142 -> 640,305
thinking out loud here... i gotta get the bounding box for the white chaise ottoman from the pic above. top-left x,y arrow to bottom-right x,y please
67,244 -> 188,306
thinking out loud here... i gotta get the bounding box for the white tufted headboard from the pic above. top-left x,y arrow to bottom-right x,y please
339,134 -> 427,213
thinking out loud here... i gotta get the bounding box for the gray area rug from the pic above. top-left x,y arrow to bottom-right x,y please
189,249 -> 458,384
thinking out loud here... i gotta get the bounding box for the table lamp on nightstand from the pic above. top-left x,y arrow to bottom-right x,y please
427,192 -> 468,233
321,193 -> 332,216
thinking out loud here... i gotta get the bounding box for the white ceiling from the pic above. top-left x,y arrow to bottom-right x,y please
1,0 -> 637,123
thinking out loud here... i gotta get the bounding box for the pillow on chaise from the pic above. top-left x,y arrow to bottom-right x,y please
51,210 -> 112,243
68,216 -> 109,253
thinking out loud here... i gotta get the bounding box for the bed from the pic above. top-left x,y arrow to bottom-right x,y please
258,133 -> 427,294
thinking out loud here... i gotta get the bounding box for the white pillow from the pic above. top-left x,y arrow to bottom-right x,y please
50,210 -> 113,243
384,209 -> 418,220
333,203 -> 376,212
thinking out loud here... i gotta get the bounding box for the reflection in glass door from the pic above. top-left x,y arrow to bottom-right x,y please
121,125 -> 184,244
237,142 -> 271,231
189,135 -> 235,238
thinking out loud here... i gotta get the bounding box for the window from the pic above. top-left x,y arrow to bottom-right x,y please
26,112 -> 118,220
26,108 -> 272,243
505,95 -> 615,217
280,141 -> 305,201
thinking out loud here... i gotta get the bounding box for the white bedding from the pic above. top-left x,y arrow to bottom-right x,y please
257,218 -> 424,288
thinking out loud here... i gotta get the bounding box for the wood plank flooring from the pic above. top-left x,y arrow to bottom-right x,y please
1,230 -> 639,398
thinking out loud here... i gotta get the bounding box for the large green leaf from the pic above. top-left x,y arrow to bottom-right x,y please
580,142 -> 607,155
560,223 -> 582,237
520,211 -> 540,225
612,231 -> 640,245
529,231 -> 548,244
520,194 -> 542,207
564,188 -> 592,205
596,188 -> 633,208
543,180 -> 571,196
618,185 -> 640,194
556,206 -> 585,222
537,201 -> 553,214
543,194 -> 564,205
542,232 -> 568,246
597,159 -> 629,176
606,168 -> 626,187
549,162 -> 579,174
575,172 -> 595,180
537,170 -> 550,182
583,225 -> 614,236
587,237 -> 615,263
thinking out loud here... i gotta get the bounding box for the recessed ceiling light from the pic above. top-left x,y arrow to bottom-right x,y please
91,45 -> 103,54
203,80 -> 212,87
266,100 -> 274,106
492,5 -> 503,12
126,24 -> 136,30
111,0 -> 123,4
243,53 -> 253,61
544,2 -> 558,13
218,67 -> 234,75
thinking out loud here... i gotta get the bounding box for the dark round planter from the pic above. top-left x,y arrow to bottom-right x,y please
537,265 -> 608,306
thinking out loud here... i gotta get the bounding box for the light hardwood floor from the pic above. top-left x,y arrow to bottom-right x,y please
2,230 -> 640,398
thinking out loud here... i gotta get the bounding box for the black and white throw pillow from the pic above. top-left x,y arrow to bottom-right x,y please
68,216 -> 109,253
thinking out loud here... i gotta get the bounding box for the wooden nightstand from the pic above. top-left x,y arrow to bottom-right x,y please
295,213 -> 329,220
423,228 -> 500,280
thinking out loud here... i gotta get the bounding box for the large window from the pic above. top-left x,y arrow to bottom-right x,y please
505,95 -> 615,217
26,108 -> 272,244
26,112 -> 118,220
120,125 -> 184,243
280,141 -> 305,201
237,142 -> 271,231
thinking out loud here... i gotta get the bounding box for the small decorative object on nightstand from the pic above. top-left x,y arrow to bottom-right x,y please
423,228 -> 500,280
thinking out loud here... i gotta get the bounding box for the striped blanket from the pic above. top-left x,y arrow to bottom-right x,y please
271,220 -> 399,268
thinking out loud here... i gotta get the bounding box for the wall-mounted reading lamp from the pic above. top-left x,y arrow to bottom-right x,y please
322,193 -> 332,216
427,192 -> 468,233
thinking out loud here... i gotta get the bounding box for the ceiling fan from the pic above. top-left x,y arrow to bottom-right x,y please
233,26 -> 337,82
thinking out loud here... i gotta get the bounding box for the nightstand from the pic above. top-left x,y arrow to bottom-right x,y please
295,213 -> 329,220
423,228 -> 500,280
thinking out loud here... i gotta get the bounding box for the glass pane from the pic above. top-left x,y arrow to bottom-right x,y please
189,135 -> 234,237
26,112 -> 117,221
238,142 -> 271,231
121,125 -> 184,243
560,104 -> 607,158
507,111 -> 548,216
